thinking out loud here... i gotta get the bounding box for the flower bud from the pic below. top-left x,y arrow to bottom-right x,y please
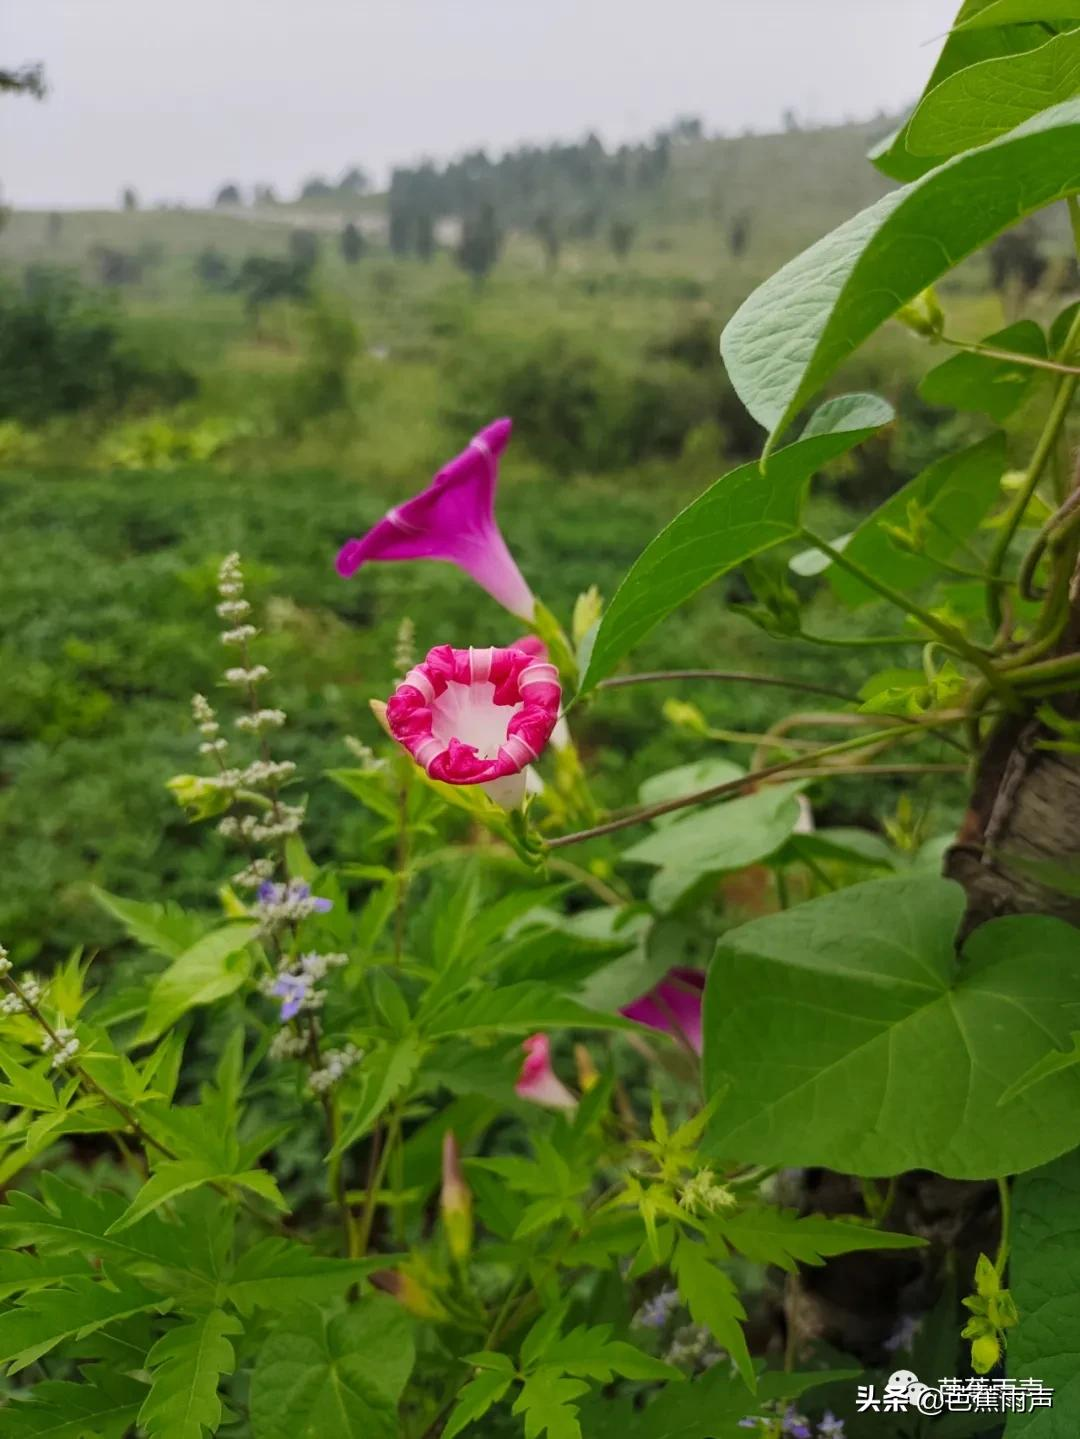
370,1267 -> 449,1321
970,1331 -> 1001,1375
895,286 -> 945,340
574,1043 -> 600,1093
440,1131 -> 474,1264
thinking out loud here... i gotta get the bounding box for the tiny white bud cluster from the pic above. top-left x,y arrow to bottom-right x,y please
217,552 -> 244,597
394,616 -> 416,675
255,880 -> 329,928
0,973 -> 40,1015
221,624 -> 258,647
665,1324 -> 724,1370
0,945 -> 10,977
344,736 -> 386,772
199,738 -> 228,756
192,693 -> 220,737
216,598 -> 251,622
42,1025 -> 81,1070
309,1043 -> 363,1094
218,801 -> 306,844
240,759 -> 296,788
232,858 -> 276,890
268,1028 -> 308,1061
298,950 -> 348,982
224,665 -> 269,687
235,709 -> 286,734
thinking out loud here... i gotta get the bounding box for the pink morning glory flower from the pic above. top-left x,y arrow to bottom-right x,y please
385,643 -> 561,808
621,968 -> 705,1055
515,1033 -> 577,1110
335,417 -> 535,620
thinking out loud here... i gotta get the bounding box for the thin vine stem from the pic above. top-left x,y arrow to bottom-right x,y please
596,668 -> 858,703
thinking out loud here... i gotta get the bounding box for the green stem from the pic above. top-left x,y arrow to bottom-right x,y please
996,1176 -> 1012,1276
547,722 -> 947,849
355,1106 -> 402,1257
797,631 -> 923,648
986,304 -> 1080,630
800,528 -> 1013,702
596,668 -> 858,703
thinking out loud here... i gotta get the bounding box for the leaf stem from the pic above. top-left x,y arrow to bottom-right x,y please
986,303 -> 1080,630
995,1176 -> 1011,1276
596,669 -> 858,703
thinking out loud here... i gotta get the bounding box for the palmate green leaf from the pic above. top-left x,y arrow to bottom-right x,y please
443,1367 -> 515,1439
824,433 -> 1006,607
908,28 -> 1080,160
139,1309 -> 242,1439
136,921 -> 259,1043
577,1366 -> 858,1439
1007,1147 -> 1080,1436
625,782 -> 805,913
0,1173 -> 191,1272
0,1253 -> 91,1302
957,0 -> 1080,28
249,1299 -> 415,1439
224,1237 -> 388,1314
578,394 -> 892,691
919,323 -> 1047,421
0,1273 -> 167,1373
425,983 -> 637,1037
703,875 -> 1080,1179
2,1366 -> 146,1439
712,1205 -> 926,1272
513,1369 -> 590,1439
92,888 -> 205,957
672,1236 -> 755,1390
870,0 -> 1059,181
542,1325 -> 683,1383
721,100 -> 1080,446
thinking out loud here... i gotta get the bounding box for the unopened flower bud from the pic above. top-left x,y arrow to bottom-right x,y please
370,1268 -> 449,1321
574,1043 -> 600,1093
440,1132 -> 473,1264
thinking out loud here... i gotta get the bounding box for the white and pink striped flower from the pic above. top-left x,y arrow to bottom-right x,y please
515,1033 -> 577,1111
385,643 -> 561,809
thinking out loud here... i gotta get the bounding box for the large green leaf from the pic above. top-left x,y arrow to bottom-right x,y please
0,1174 -> 191,1273
671,1236 -> 754,1389
703,876 -> 1080,1178
139,1309 -> 242,1439
908,29 -> 1080,160
249,1300 -> 415,1439
958,1 -> 1080,28
137,922 -> 259,1043
721,101 -> 1080,446
578,394 -> 892,691
224,1238 -> 388,1314
919,323 -> 1047,420
825,433 -> 1006,606
1007,1147 -> 1080,1436
870,0 -> 1059,180
713,1204 -> 925,1271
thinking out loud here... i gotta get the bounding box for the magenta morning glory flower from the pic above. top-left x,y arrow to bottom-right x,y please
621,968 -> 705,1055
386,643 -> 561,808
335,418 -> 536,620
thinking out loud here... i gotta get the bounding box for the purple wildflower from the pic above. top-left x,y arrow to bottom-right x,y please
818,1414 -> 845,1439
883,1313 -> 922,1355
271,973 -> 309,1021
783,1409 -> 812,1439
635,1287 -> 680,1329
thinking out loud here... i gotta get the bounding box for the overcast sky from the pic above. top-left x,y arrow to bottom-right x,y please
3,0 -> 956,209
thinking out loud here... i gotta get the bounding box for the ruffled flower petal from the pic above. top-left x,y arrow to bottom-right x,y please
386,643 -> 561,806
336,418 -> 535,619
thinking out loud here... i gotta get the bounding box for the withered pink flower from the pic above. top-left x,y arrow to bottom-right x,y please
335,418 -> 535,620
386,643 -> 561,808
621,968 -> 705,1055
515,1033 -> 577,1111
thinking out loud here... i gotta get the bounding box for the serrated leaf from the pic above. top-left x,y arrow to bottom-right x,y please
139,1309 -> 242,1439
0,1174 -> 190,1272
224,1238 -> 386,1314
543,1325 -> 683,1383
443,1368 -> 514,1439
0,1274 -> 166,1373
249,1300 -> 415,1439
137,922 -> 259,1044
722,101 -> 1080,445
513,1368 -> 589,1439
827,433 -> 1006,606
713,1205 -> 925,1272
333,1037 -> 423,1153
909,29 -> 1080,160
2,1366 -> 146,1438
107,1159 -> 283,1233
0,1253 -> 90,1302
704,875 -> 1080,1179
672,1236 -> 754,1390
578,394 -> 892,690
